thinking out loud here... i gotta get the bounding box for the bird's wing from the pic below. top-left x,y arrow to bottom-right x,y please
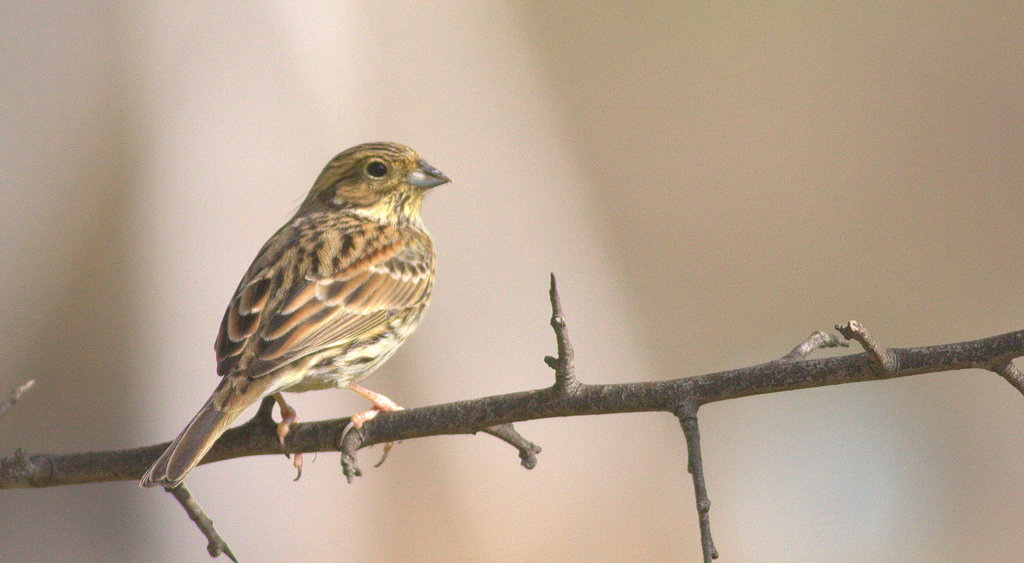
213,216 -> 433,379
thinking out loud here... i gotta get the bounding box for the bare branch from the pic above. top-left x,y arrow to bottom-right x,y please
166,484 -> 238,562
676,405 -> 719,563
2,277 -> 1023,561
4,327 -> 1023,490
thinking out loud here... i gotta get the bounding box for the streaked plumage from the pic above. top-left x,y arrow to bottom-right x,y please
141,142 -> 447,488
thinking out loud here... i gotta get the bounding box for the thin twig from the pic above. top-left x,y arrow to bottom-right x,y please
338,417 -> 541,482
677,405 -> 718,562
480,424 -> 542,469
166,484 -> 237,562
992,361 -> 1024,397
0,379 -> 36,419
781,331 -> 848,361
836,320 -> 898,376
544,273 -> 580,395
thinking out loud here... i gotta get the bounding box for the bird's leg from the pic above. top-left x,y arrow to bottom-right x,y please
343,382 -> 404,467
274,393 -> 299,444
273,393 -> 303,480
345,382 -> 403,426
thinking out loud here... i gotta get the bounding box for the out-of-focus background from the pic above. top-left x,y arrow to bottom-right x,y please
2,3 -> 1022,562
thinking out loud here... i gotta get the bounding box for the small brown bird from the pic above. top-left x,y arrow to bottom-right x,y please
141,142 -> 447,488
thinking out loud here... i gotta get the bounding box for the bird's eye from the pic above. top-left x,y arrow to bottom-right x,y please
366,160 -> 388,178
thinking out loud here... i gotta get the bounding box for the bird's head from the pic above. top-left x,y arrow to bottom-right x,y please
303,142 -> 449,225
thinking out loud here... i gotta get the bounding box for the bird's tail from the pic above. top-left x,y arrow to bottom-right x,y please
140,375 -> 273,488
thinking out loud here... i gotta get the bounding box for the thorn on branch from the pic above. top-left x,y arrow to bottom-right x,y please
0,379 -> 36,419
781,331 -> 849,361
547,273 -> 580,395
166,484 -> 238,562
481,424 -> 543,470
836,320 -> 898,377
338,422 -> 364,484
338,416 -> 544,482
675,404 -> 719,562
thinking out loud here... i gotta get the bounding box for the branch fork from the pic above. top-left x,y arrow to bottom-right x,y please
836,320 -> 898,377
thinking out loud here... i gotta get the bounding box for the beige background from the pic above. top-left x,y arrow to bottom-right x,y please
2,3 -> 1023,562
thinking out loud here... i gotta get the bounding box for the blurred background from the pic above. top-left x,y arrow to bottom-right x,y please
2,3 -> 1023,561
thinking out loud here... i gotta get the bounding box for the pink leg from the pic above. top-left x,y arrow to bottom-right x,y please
345,381 -> 403,428
343,382 -> 404,467
274,393 -> 303,480
274,393 -> 299,445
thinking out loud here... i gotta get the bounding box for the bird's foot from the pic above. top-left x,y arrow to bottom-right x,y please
274,393 -> 303,480
343,382 -> 404,467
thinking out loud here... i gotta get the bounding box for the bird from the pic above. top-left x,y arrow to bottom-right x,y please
140,142 -> 448,488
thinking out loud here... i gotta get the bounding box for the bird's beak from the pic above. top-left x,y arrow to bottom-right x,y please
407,159 -> 450,189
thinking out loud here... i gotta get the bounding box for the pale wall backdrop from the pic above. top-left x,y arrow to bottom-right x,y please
2,3 -> 1023,562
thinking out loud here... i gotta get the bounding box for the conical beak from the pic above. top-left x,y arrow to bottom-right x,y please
407,159 -> 450,189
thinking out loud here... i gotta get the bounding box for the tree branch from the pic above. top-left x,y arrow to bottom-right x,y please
3,326 -> 1022,488
2,275 -> 1023,561
166,484 -> 238,562
677,403 -> 718,563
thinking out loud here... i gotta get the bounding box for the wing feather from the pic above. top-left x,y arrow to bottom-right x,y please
214,214 -> 433,378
